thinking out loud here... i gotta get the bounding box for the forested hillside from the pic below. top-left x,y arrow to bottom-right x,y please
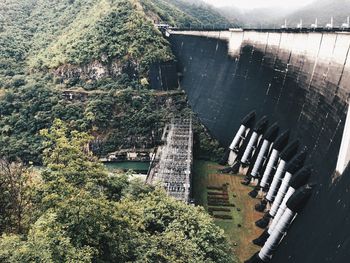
0,0 -> 223,163
140,0 -> 230,27
1,0 -> 172,83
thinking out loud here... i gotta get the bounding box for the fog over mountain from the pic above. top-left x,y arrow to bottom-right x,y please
202,0 -> 350,28
285,0 -> 350,27
218,6 -> 293,28
203,0 -> 314,10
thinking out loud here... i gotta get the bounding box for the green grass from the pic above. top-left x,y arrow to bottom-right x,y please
192,159 -> 211,207
192,159 -> 260,263
192,160 -> 242,216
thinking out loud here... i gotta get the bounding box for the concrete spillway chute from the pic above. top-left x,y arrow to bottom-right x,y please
336,103 -> 350,176
147,118 -> 193,203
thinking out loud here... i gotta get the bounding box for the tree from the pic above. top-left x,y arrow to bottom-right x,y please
116,190 -> 234,263
0,159 -> 33,234
0,212 -> 94,263
37,119 -> 137,205
40,119 -> 108,189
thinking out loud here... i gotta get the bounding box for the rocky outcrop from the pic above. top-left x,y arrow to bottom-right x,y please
53,58 -> 138,82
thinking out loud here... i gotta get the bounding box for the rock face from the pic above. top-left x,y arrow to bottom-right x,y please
52,57 -> 179,91
53,59 -> 136,81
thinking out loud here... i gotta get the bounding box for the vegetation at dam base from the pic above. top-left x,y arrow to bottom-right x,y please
0,121 -> 234,263
192,160 -> 262,263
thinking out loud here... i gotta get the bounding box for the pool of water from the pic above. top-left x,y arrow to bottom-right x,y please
104,161 -> 150,172
33,162 -> 150,174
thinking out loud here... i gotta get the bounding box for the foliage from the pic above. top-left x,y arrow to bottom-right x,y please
0,79 -> 97,162
193,122 -> 225,161
0,0 -> 173,88
0,213 -> 94,263
0,0 -> 232,259
40,119 -> 107,187
117,190 -> 233,263
0,84 -> 193,162
0,82 -> 59,162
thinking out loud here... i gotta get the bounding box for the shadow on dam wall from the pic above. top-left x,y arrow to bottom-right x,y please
169,32 -> 350,262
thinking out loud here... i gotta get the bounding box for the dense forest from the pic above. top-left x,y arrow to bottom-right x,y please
0,0 -> 231,262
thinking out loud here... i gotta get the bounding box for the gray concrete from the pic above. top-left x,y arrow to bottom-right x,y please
147,118 -> 193,203
170,30 -> 350,176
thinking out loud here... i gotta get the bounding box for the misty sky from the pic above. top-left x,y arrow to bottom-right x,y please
202,0 -> 315,10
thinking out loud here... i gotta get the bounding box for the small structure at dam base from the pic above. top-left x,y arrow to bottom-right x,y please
147,118 -> 193,203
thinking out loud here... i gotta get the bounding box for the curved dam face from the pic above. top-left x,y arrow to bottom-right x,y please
169,31 -> 350,262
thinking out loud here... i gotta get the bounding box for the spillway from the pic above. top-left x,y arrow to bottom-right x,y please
168,30 -> 350,263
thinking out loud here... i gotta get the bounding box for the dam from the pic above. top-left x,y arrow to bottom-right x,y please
168,30 -> 350,263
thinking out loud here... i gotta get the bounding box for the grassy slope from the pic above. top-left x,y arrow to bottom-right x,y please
193,160 -> 262,263
0,0 -> 229,85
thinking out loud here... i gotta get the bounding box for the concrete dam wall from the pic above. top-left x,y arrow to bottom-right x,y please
169,30 -> 350,263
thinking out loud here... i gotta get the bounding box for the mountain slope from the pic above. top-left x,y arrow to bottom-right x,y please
0,0 -> 175,162
1,0 -> 173,82
31,0 -> 173,74
218,6 -> 291,28
140,0 -> 231,27
219,0 -> 349,28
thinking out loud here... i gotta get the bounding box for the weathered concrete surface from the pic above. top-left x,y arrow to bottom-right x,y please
169,30 -> 350,263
